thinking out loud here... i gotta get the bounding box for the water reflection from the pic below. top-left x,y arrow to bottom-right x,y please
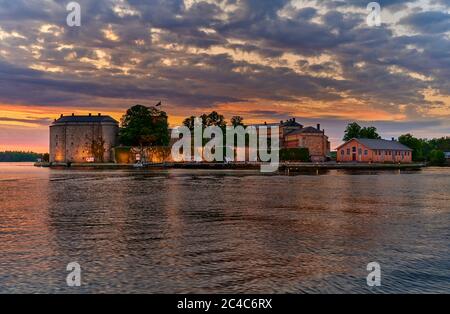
0,163 -> 449,293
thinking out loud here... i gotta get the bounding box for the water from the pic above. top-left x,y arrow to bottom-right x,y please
0,162 -> 449,293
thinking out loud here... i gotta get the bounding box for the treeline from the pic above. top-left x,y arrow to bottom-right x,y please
119,106 -> 245,147
398,134 -> 449,165
0,151 -> 49,162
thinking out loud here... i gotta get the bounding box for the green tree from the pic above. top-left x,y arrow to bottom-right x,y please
360,126 -> 381,139
343,122 -> 381,141
230,116 -> 245,127
398,134 -> 427,161
119,105 -> 169,147
429,149 -> 446,166
0,151 -> 43,162
343,122 -> 362,141
429,137 -> 450,152
183,111 -> 227,130
398,134 -> 450,164
182,116 -> 196,131
203,111 -> 226,129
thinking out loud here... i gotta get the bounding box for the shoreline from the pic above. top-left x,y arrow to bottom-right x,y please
33,161 -> 427,171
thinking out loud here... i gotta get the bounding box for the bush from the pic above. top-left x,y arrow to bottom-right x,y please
429,149 -> 446,166
280,148 -> 310,161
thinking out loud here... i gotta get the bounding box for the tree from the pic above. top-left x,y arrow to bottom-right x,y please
343,122 -> 362,141
360,126 -> 381,139
429,137 -> 450,152
182,116 -> 196,131
398,134 -> 428,161
90,138 -> 106,162
183,111 -> 227,130
203,111 -> 226,129
397,134 -> 450,164
231,116 -> 245,127
119,105 -> 169,147
343,122 -> 381,141
0,151 -> 43,162
429,149 -> 446,166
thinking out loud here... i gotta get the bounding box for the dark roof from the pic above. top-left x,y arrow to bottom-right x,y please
338,138 -> 413,151
288,126 -> 323,135
281,119 -> 302,127
249,122 -> 279,128
52,115 -> 118,125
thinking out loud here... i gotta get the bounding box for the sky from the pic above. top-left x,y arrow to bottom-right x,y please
0,0 -> 450,153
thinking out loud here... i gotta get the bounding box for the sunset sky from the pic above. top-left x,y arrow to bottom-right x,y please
0,0 -> 450,153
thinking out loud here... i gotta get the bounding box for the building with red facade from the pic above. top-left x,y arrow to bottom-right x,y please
336,138 -> 413,163
252,119 -> 331,162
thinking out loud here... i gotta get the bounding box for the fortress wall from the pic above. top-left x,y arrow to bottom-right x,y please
102,124 -> 119,162
49,125 -> 67,163
50,122 -> 118,163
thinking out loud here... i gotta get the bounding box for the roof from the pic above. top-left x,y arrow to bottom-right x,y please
249,119 -> 303,128
337,138 -> 413,151
287,126 -> 323,135
52,115 -> 118,125
281,119 -> 302,127
249,122 -> 279,128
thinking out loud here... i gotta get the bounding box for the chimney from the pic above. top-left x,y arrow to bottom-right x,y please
89,113 -> 92,116
293,118 -> 296,122
60,114 -> 63,118
98,113 -> 101,116
264,121 -> 267,125
317,124 -> 321,130
71,113 -> 74,116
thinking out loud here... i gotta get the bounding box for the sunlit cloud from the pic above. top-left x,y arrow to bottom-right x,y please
0,0 -> 449,152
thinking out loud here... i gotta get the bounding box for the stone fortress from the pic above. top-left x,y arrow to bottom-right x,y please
49,112 -> 330,164
49,113 -> 119,163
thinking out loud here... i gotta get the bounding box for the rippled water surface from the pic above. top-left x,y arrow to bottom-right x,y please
0,163 -> 449,293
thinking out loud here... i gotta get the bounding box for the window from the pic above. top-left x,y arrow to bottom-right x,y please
341,150 -> 344,155
352,147 -> 356,153
347,148 -> 350,155
364,150 -> 368,156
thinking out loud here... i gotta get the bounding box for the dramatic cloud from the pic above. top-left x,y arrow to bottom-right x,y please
0,0 -> 449,152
